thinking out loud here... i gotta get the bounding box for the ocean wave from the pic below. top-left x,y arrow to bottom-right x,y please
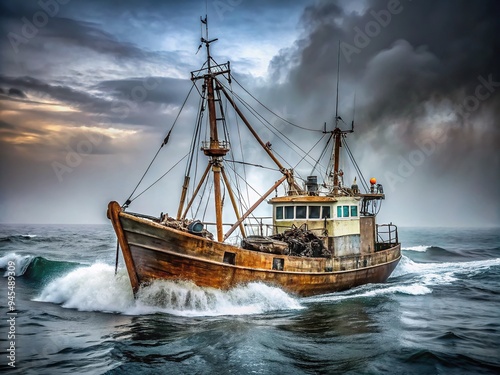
402,245 -> 461,258
402,245 -> 430,252
0,234 -> 43,242
303,283 -> 432,304
391,254 -> 500,286
0,252 -> 80,280
304,255 -> 500,304
33,263 -> 304,317
0,234 -> 38,243
0,252 -> 33,276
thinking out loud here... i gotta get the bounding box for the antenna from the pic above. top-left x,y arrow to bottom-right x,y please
334,40 -> 340,129
351,91 -> 356,132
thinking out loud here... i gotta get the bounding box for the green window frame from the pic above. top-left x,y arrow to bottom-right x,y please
337,206 -> 342,218
343,205 -> 350,217
350,205 -> 358,217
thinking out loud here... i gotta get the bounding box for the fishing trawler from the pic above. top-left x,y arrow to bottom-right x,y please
107,18 -> 401,297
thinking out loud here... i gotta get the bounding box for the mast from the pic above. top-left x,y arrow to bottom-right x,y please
332,42 -> 342,195
329,42 -> 352,196
186,16 -> 301,242
200,16 -> 227,242
332,128 -> 342,195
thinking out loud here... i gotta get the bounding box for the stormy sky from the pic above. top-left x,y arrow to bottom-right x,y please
0,0 -> 499,227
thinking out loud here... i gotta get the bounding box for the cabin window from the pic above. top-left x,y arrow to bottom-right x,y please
276,206 -> 283,220
273,258 -> 284,271
285,206 -> 294,219
322,206 -> 331,218
337,205 -> 359,218
309,206 -> 320,219
223,252 -> 236,265
296,206 -> 307,219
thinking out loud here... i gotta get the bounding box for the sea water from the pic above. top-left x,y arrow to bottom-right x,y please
0,224 -> 499,374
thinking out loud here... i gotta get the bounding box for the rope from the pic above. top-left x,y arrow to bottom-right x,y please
114,240 -> 119,275
123,82 -> 196,207
224,159 -> 279,171
343,137 -> 370,193
218,80 -> 319,172
232,76 -> 323,133
126,153 -> 189,204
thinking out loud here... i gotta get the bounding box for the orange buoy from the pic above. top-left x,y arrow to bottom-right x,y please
370,177 -> 377,185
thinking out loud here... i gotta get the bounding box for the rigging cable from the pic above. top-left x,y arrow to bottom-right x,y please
123,82 -> 196,207
126,152 -> 189,204
218,80 -> 322,175
294,133 -> 327,172
224,77 -> 251,213
343,136 -> 370,193
231,76 -> 323,133
311,132 -> 333,179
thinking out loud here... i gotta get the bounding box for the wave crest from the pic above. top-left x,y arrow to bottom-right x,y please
34,263 -> 303,316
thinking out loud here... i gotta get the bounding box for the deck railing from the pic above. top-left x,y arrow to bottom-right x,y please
375,223 -> 399,251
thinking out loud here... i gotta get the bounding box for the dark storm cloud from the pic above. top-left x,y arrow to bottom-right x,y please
264,0 -> 500,225
0,74 -> 193,132
0,120 -> 16,130
0,0 -> 498,225
7,87 -> 27,98
271,0 -> 500,131
0,75 -> 101,107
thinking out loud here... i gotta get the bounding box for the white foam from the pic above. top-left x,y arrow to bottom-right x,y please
0,253 -> 33,276
34,263 -> 304,316
31,255 -> 500,315
390,254 -> 500,292
402,245 -> 430,252
305,255 -> 500,304
34,263 -> 135,313
393,255 -> 500,278
304,282 -> 432,304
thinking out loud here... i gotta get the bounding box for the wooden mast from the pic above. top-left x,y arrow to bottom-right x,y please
201,17 -> 227,242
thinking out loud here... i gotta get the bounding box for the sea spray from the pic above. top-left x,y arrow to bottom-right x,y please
303,281 -> 432,304
34,263 -> 135,313
402,245 -> 430,252
34,262 -> 303,316
133,280 -> 304,317
0,253 -> 32,276
305,255 -> 500,304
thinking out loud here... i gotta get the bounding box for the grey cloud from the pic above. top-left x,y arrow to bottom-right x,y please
8,87 -> 26,98
96,77 -> 192,106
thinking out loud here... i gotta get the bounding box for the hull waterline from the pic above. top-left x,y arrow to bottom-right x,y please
108,201 -> 401,297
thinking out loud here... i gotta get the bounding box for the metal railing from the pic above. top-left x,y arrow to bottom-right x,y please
375,223 -> 399,251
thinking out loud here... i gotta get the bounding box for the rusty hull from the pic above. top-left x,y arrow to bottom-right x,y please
108,201 -> 401,297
